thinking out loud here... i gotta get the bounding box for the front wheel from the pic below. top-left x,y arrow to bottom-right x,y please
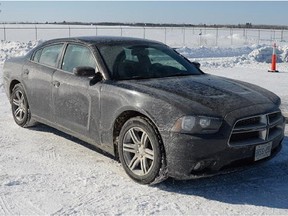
11,84 -> 35,127
118,117 -> 164,184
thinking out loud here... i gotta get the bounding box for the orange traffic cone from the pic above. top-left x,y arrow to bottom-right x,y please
268,43 -> 279,72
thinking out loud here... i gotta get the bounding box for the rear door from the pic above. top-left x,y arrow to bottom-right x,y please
52,43 -> 101,141
23,43 -> 64,122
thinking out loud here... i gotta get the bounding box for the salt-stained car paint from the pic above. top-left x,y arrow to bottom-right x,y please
3,36 -> 285,180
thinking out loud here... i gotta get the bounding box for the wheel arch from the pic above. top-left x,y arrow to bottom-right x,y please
112,110 -> 165,160
9,80 -> 36,127
9,79 -> 21,97
9,80 -> 31,108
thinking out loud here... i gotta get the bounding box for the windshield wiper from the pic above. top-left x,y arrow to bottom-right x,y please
117,76 -> 150,81
165,73 -> 193,78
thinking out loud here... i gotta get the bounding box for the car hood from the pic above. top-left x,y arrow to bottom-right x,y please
115,74 -> 279,117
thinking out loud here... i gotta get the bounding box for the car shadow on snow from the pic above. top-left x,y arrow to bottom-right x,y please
156,137 -> 288,209
29,123 -> 115,160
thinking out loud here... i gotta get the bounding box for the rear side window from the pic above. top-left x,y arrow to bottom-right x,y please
38,44 -> 63,67
62,44 -> 96,73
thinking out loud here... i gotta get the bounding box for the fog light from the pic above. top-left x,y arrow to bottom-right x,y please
192,160 -> 214,172
193,161 -> 210,171
193,161 -> 206,171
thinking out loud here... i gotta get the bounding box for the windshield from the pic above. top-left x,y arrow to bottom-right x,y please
98,43 -> 202,80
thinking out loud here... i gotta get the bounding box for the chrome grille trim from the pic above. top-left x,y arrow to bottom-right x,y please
228,111 -> 283,147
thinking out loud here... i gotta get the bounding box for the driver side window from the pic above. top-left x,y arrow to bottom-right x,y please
62,44 -> 97,73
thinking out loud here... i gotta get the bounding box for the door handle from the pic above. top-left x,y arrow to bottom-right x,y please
52,81 -> 60,88
23,69 -> 29,75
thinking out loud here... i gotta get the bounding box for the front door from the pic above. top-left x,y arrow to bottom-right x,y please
52,43 -> 101,142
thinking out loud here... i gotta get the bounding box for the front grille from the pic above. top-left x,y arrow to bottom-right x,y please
229,111 -> 283,146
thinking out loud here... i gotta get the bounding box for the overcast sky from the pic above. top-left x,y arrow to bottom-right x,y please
0,1 -> 287,26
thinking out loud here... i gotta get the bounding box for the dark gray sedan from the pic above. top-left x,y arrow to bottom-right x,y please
3,36 -> 286,184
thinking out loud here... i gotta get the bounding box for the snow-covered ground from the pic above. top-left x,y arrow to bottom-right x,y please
0,40 -> 288,215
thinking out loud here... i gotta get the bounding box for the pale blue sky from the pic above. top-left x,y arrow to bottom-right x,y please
0,1 -> 287,25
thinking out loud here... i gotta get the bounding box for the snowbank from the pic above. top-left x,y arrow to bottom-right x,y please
0,40 -> 40,63
176,44 -> 288,68
177,46 -> 253,58
248,45 -> 288,63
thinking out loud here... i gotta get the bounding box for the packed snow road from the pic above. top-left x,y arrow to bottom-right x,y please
0,62 -> 288,215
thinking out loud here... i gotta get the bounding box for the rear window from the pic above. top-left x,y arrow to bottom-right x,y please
38,44 -> 64,67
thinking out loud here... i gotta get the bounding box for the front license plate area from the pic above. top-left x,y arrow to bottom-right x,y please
255,142 -> 272,161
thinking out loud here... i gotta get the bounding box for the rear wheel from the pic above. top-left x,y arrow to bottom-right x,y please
11,84 -> 35,127
118,117 -> 164,184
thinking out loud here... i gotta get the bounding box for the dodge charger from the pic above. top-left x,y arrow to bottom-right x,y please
3,36 -> 285,184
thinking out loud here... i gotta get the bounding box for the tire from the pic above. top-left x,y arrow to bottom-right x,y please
10,83 -> 35,127
118,117 -> 163,184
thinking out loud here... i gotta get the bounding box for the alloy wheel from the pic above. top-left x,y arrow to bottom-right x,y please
12,89 -> 27,122
122,127 -> 155,176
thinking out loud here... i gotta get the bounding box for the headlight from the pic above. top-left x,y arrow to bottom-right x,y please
171,116 -> 222,134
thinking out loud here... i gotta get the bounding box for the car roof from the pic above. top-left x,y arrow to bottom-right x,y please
41,36 -> 164,46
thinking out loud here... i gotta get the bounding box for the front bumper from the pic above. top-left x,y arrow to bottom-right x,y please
161,105 -> 285,180
162,131 -> 283,180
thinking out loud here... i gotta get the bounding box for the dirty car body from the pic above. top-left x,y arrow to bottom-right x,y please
3,36 -> 286,184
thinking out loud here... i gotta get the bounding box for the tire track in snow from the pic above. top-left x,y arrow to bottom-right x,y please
51,192 -> 100,215
30,134 -> 62,161
40,144 -> 59,160
0,194 -> 13,215
0,136 -> 18,148
13,197 -> 46,215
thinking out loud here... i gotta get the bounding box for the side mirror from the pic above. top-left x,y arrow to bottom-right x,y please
192,62 -> 201,69
73,66 -> 96,77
